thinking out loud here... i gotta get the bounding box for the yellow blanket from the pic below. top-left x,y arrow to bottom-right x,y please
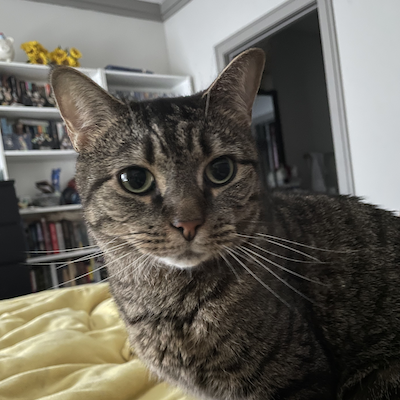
0,283 -> 196,400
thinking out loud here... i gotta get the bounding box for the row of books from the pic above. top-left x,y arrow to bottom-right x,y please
0,74 -> 56,107
30,257 -> 107,292
1,117 -> 73,151
25,218 -> 92,255
110,89 -> 177,102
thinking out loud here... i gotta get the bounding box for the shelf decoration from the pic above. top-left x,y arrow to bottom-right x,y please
21,41 -> 82,67
0,33 -> 15,62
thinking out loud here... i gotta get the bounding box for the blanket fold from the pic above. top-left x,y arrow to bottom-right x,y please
0,283 -> 195,400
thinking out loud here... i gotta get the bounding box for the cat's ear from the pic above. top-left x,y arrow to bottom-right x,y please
50,67 -> 123,153
204,48 -> 265,122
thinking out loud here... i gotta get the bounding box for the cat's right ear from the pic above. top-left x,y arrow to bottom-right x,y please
204,48 -> 266,123
50,67 -> 123,153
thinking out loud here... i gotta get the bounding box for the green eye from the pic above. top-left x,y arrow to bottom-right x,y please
119,167 -> 155,194
205,157 -> 235,186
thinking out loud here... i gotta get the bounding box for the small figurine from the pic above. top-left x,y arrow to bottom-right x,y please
0,33 -> 15,62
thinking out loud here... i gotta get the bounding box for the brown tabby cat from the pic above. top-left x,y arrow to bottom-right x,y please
50,49 -> 400,400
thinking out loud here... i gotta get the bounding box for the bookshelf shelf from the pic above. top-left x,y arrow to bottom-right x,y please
20,204 -> 82,215
105,70 -> 192,94
26,247 -> 100,264
0,106 -> 60,120
5,149 -> 77,162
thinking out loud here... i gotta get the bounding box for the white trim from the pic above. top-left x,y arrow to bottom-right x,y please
214,0 -> 355,195
215,0 -> 316,71
24,0 -> 191,21
317,0 -> 354,195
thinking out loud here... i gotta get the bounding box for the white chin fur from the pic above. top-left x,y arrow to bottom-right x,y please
158,256 -> 203,269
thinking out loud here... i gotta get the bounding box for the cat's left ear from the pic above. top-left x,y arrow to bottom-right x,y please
204,48 -> 266,123
50,67 -> 123,153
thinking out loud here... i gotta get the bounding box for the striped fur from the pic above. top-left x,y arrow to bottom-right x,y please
51,49 -> 400,400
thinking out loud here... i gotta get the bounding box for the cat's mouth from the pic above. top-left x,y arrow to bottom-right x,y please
157,249 -> 210,269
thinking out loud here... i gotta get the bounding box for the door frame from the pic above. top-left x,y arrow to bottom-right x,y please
215,0 -> 354,195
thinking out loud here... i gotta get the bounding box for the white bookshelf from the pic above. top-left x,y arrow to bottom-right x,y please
20,204 -> 82,215
26,247 -> 99,264
0,61 -> 192,290
5,149 -> 77,162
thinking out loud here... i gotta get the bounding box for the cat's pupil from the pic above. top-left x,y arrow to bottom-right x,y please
206,157 -> 235,185
119,167 -> 154,194
212,160 -> 230,180
127,169 -> 146,189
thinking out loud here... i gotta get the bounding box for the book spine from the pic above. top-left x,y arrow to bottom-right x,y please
55,222 -> 65,251
48,222 -> 59,254
61,220 -> 71,249
40,218 -> 53,254
68,221 -> 77,249
35,222 -> 45,251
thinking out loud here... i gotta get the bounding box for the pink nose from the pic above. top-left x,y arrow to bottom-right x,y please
172,219 -> 203,241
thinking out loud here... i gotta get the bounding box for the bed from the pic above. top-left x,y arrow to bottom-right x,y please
0,283 -> 196,400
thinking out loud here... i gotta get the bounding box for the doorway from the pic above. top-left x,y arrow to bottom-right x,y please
215,0 -> 354,195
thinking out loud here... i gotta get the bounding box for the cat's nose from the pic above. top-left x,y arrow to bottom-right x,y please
172,219 -> 203,241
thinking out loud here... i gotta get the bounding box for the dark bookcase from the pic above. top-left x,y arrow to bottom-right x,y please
0,180 -> 31,299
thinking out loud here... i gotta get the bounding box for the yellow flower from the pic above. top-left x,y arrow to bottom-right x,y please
66,56 -> 79,67
69,47 -> 82,59
36,52 -> 48,65
50,48 -> 68,65
26,46 -> 38,58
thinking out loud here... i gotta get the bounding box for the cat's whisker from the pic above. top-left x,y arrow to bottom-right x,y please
245,240 -> 326,266
255,233 -> 357,254
102,252 -> 151,284
244,240 -> 325,264
236,233 -> 321,262
55,248 -> 135,288
25,237 -> 119,255
222,245 -> 291,308
234,245 -> 315,304
55,240 -> 133,271
219,251 -> 241,281
240,244 -> 327,286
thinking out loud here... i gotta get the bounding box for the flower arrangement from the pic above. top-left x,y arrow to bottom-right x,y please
20,41 -> 82,67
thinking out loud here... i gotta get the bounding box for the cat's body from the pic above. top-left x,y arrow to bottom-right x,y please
108,192 -> 400,400
51,49 -> 400,399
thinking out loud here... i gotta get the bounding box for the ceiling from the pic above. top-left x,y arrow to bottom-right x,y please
25,0 -> 190,21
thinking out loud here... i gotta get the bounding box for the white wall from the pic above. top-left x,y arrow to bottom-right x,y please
165,0 -> 400,212
164,0 -> 288,91
332,0 -> 400,211
0,0 -> 170,73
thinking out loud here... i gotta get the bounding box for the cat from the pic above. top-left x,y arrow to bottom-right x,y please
50,48 -> 400,400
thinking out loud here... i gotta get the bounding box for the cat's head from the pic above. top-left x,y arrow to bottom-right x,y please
50,49 -> 265,269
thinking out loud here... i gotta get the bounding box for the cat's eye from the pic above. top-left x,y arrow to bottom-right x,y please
119,167 -> 155,195
205,157 -> 235,186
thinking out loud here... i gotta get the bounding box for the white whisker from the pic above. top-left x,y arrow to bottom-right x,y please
219,251 -> 240,280
236,246 -> 315,304
222,245 -> 290,308
237,233 -> 321,262
255,233 -> 355,254
55,248 -> 134,289
102,252 -> 150,283
241,244 -> 327,286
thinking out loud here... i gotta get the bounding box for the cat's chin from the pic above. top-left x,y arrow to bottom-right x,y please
157,252 -> 210,269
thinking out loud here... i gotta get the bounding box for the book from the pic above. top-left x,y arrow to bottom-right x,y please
61,220 -> 72,249
48,222 -> 59,254
55,222 -> 65,251
35,222 -> 45,251
40,218 -> 52,254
